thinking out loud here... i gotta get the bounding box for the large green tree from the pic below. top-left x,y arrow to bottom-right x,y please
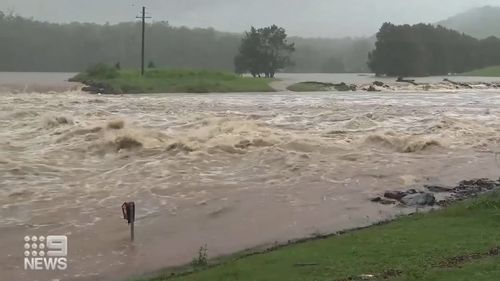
235,25 -> 295,78
368,22 -> 500,77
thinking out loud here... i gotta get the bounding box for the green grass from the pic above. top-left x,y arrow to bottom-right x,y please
71,67 -> 274,94
287,81 -> 353,92
136,193 -> 500,281
461,66 -> 500,77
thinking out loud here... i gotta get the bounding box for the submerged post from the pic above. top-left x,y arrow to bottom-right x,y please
122,202 -> 136,241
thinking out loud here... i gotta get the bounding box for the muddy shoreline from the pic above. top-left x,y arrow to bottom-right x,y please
139,177 -> 500,281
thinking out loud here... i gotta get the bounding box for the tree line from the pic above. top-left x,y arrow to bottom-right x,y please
0,11 -> 371,73
368,22 -> 500,76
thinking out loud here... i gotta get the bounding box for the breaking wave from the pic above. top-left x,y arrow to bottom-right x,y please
41,115 -> 74,128
343,116 -> 379,131
364,132 -> 441,153
53,118 -> 281,155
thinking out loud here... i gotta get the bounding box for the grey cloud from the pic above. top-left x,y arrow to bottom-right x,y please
1,0 -> 499,37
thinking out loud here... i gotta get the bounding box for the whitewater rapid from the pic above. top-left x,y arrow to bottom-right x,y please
2,87 -> 500,280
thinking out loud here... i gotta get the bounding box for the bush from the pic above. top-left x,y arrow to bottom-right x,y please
86,63 -> 119,79
466,193 -> 500,210
191,245 -> 208,268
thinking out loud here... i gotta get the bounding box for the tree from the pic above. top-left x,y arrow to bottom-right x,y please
235,25 -> 295,78
234,27 -> 263,77
367,22 -> 500,77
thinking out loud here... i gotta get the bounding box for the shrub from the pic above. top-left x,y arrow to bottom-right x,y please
86,63 -> 119,79
191,245 -> 208,268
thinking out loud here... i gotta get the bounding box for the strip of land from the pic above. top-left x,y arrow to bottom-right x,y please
286,81 -> 354,92
287,78 -> 500,92
70,65 -> 274,94
461,66 -> 500,77
136,192 -> 500,281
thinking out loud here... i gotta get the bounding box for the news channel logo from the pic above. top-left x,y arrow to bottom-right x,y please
23,235 -> 68,271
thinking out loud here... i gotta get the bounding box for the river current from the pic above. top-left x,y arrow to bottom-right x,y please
1,73 -> 500,280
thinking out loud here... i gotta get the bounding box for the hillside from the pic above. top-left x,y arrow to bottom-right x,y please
439,6 -> 500,39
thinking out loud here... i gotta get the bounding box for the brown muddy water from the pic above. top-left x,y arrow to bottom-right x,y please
1,73 -> 500,281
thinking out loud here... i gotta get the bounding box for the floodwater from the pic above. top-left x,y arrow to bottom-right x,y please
0,72 -> 79,93
1,73 -> 500,281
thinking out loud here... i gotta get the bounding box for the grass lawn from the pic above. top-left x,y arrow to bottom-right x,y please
287,81 -> 353,92
71,66 -> 274,94
461,66 -> 500,77
137,193 -> 500,281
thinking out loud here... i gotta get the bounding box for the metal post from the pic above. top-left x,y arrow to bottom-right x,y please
130,220 -> 135,241
122,202 -> 136,242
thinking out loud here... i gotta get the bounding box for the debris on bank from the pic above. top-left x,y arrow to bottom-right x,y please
288,78 -> 500,93
81,81 -> 121,95
371,178 -> 500,207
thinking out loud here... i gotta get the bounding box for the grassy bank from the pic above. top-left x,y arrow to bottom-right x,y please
461,66 -> 500,77
138,193 -> 500,281
71,65 -> 274,94
287,81 -> 354,92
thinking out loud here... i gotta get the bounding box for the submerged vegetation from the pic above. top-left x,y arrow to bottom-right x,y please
70,64 -> 274,94
139,192 -> 500,281
191,245 -> 209,269
287,81 -> 353,92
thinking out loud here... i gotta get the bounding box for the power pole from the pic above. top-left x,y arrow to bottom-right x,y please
136,6 -> 151,76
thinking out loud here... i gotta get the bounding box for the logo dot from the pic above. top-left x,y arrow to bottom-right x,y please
39,243 -> 45,249
24,251 -> 30,257
31,236 -> 37,242
39,251 -> 45,257
24,243 -> 30,250
24,236 -> 30,242
38,236 -> 45,242
31,243 -> 38,249
31,250 -> 37,257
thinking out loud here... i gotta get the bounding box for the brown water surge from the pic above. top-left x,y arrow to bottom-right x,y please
1,90 -> 500,281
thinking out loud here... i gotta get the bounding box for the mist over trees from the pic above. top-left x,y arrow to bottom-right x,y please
235,25 -> 295,77
0,12 -> 371,73
0,11 -> 241,72
368,22 -> 500,76
288,37 -> 374,73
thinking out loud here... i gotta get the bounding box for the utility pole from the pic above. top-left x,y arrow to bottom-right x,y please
136,6 -> 151,76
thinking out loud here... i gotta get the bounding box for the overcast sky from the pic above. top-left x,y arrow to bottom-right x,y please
1,0 -> 499,37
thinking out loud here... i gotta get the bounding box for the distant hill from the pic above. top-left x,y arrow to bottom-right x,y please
439,6 -> 500,39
